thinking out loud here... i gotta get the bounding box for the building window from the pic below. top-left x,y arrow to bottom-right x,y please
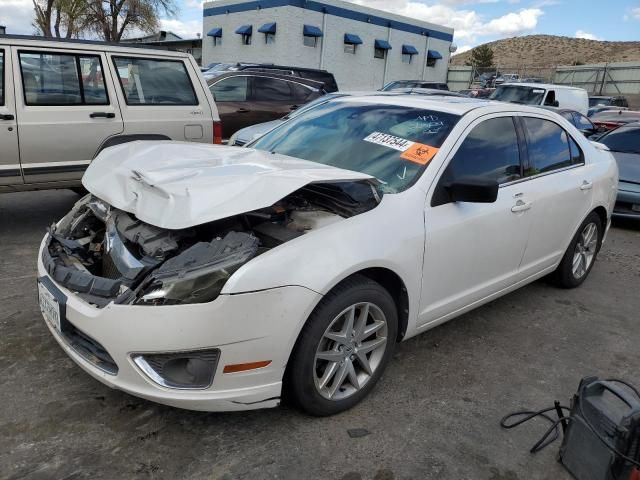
213,37 -> 222,46
374,48 -> 386,59
402,54 -> 413,64
242,34 -> 252,45
427,57 -> 437,67
344,44 -> 356,54
265,33 -> 275,44
303,35 -> 318,47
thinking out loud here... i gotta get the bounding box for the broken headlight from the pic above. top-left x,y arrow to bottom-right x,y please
135,232 -> 259,306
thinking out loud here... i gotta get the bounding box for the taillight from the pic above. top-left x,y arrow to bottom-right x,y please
213,121 -> 223,144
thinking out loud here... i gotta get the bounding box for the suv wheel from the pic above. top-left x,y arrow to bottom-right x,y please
285,275 -> 397,416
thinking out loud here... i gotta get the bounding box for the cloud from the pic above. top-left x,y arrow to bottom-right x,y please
575,30 -> 601,41
158,18 -> 203,39
630,7 -> 640,20
0,0 -> 35,35
350,1 -> 543,44
454,45 -> 473,55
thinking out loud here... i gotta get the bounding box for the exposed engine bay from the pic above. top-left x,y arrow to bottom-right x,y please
43,181 -> 381,307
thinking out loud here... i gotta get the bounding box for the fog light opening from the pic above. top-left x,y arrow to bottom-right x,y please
132,349 -> 220,389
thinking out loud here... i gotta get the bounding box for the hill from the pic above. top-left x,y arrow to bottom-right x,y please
451,35 -> 640,68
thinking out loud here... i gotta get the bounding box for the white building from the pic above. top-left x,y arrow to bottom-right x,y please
201,0 -> 454,91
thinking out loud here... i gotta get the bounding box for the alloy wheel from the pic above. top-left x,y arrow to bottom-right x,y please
572,222 -> 598,279
313,302 -> 388,401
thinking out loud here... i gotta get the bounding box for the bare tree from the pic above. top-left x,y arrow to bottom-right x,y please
85,0 -> 177,42
33,0 -> 89,38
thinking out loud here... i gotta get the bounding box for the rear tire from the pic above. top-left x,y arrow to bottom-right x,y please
285,275 -> 397,416
550,212 -> 603,288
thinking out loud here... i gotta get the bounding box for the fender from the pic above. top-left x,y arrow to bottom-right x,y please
93,134 -> 172,159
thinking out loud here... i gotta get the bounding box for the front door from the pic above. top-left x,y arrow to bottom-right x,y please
419,115 -> 534,327
13,47 -> 124,184
0,47 -> 22,185
210,75 -> 252,139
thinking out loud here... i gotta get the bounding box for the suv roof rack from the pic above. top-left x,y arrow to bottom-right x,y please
0,34 -> 177,52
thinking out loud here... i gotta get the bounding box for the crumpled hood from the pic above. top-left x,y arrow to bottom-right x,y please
83,141 -> 374,229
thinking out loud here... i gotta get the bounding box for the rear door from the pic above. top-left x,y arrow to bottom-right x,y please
110,54 -> 213,144
249,76 -> 304,126
0,46 -> 22,185
209,74 -> 252,139
517,115 -> 593,276
13,47 -> 124,183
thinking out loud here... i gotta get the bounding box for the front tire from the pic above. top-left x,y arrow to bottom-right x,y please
550,212 -> 603,288
285,275 -> 398,416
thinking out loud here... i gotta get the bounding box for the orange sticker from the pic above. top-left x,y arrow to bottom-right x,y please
400,143 -> 439,165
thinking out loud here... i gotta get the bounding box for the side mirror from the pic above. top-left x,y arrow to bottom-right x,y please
580,128 -> 597,138
553,100 -> 560,107
446,177 -> 499,203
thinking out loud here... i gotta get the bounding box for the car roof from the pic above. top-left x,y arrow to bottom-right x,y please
207,71 -> 325,89
500,82 -> 585,91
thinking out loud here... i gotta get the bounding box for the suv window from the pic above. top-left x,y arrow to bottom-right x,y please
440,116 -> 521,186
522,117 -> 574,175
289,82 -> 313,102
572,112 -> 594,131
598,126 -> 640,154
211,76 -> 248,102
252,77 -> 293,102
19,51 -> 108,106
0,51 -> 4,106
113,57 -> 197,105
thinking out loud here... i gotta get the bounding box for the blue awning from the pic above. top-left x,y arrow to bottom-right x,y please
207,27 -> 222,38
402,44 -> 419,55
427,49 -> 443,59
258,22 -> 276,34
235,25 -> 252,35
303,24 -> 323,37
374,39 -> 392,50
344,33 -> 363,45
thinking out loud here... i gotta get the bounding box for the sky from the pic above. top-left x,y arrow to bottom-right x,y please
1,0 -> 640,53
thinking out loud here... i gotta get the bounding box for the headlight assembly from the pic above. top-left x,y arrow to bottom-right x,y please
135,232 -> 259,306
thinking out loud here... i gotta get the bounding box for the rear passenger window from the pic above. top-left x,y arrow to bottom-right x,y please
19,52 -> 108,106
113,57 -> 197,105
442,117 -> 521,185
252,77 -> 292,102
522,117 -> 572,175
0,51 -> 4,106
568,136 -> 585,165
211,76 -> 248,102
289,82 -> 313,102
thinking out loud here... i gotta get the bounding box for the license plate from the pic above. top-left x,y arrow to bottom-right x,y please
38,281 -> 61,332
632,204 -> 640,213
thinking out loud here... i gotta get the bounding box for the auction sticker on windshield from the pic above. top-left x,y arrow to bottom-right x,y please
364,132 -> 414,151
400,143 -> 439,165
38,281 -> 61,332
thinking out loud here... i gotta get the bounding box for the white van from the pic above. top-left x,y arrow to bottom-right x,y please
490,83 -> 589,115
0,35 -> 220,193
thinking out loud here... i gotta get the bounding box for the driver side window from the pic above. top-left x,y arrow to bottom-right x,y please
211,76 -> 248,102
432,116 -> 521,206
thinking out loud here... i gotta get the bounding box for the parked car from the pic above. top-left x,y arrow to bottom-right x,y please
595,122 -> 640,219
207,72 -> 326,139
476,72 -> 498,88
468,87 -> 494,99
0,35 -> 219,193
591,110 -> 640,133
521,77 -> 544,83
229,88 -> 466,147
588,105 -> 628,117
204,63 -> 339,93
589,95 -> 629,109
490,83 -> 589,115
541,107 -> 598,137
38,96 -> 617,415
494,73 -> 520,85
380,80 -> 449,91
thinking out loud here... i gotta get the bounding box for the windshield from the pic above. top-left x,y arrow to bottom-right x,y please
490,85 -> 546,104
589,97 -> 611,107
251,100 -> 459,193
599,126 -> 640,154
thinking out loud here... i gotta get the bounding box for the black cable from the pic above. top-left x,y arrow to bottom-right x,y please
500,405 -> 571,453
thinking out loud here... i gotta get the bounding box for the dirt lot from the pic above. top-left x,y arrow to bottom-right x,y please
1,189 -> 639,480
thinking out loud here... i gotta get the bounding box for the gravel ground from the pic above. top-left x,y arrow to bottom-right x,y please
1,189 -> 639,480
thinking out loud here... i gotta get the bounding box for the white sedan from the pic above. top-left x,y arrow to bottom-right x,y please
37,96 -> 618,415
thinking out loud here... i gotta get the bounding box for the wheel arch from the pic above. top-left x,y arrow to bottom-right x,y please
93,134 -> 172,158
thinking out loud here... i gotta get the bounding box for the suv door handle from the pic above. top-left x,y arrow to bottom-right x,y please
511,200 -> 532,213
290,105 -> 299,111
236,108 -> 250,113
0,114 -> 15,121
580,181 -> 593,191
90,112 -> 115,119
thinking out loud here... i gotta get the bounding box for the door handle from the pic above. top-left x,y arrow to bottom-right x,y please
236,108 -> 250,113
0,114 -> 15,121
580,180 -> 593,191
90,112 -> 115,119
511,200 -> 532,213
290,105 -> 299,111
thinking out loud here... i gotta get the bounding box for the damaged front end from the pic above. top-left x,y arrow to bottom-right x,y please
43,181 -> 381,308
